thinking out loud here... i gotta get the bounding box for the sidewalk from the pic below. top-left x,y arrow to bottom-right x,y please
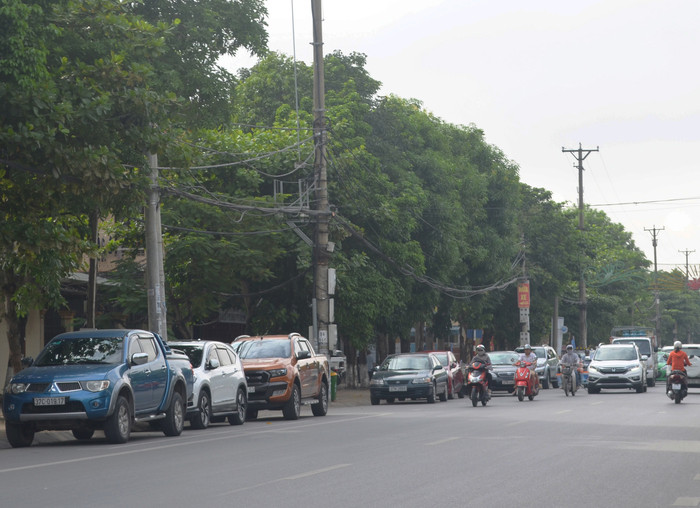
330,387 -> 370,407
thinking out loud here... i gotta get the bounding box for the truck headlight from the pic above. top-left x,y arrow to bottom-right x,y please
82,380 -> 110,392
268,368 -> 287,378
9,383 -> 28,394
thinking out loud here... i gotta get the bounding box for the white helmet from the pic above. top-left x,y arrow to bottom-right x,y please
566,344 -> 573,351
524,344 -> 531,350
476,344 -> 485,352
674,340 -> 682,350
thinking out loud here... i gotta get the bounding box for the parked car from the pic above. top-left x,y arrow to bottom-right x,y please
424,350 -> 464,399
660,344 -> 700,387
587,343 -> 647,393
370,353 -> 448,404
2,329 -> 194,447
514,345 -> 560,388
232,333 -> 329,420
488,351 -> 519,393
169,341 -> 247,429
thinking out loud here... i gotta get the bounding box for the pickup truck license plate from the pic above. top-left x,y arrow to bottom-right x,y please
34,397 -> 66,406
247,386 -> 255,393
389,386 -> 407,392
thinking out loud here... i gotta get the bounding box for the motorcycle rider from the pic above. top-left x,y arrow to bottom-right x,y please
666,340 -> 692,395
560,344 -> 581,390
517,344 -> 540,390
470,344 -> 492,394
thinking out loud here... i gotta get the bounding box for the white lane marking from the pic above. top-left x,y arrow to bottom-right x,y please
284,464 -> 351,480
220,464 -> 352,495
556,410 -> 572,414
0,413 -> 383,474
426,437 -> 460,446
673,497 -> 700,506
590,401 -> 604,405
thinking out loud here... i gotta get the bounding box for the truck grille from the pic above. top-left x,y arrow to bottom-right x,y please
246,371 -> 270,385
56,382 -> 82,392
26,383 -> 51,393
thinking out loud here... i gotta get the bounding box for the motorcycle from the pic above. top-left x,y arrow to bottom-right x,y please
560,362 -> 578,397
667,369 -> 688,404
514,360 -> 539,401
466,359 -> 491,407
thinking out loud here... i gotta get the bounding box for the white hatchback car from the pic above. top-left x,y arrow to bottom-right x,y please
169,341 -> 248,429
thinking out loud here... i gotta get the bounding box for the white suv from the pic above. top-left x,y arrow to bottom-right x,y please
587,343 -> 647,394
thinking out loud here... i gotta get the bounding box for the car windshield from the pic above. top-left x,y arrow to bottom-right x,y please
171,344 -> 204,368
595,347 -> 637,361
34,337 -> 124,366
432,353 -> 448,366
516,348 -> 545,358
613,339 -> 651,356
489,352 -> 518,365
382,355 -> 431,371
236,339 -> 290,359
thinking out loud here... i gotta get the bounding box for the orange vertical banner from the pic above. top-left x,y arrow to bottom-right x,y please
517,281 -> 530,309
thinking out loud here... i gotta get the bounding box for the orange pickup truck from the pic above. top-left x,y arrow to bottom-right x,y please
231,333 -> 329,420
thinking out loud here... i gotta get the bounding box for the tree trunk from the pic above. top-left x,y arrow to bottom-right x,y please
2,283 -> 24,375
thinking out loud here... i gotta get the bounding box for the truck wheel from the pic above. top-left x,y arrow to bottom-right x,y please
162,392 -> 185,437
542,371 -> 550,389
282,384 -> 301,420
648,376 -> 656,387
228,387 -> 247,425
6,422 -> 35,448
370,395 -> 380,405
311,381 -> 329,416
246,408 -> 258,421
104,396 -> 131,444
191,391 -> 211,430
72,428 -> 95,440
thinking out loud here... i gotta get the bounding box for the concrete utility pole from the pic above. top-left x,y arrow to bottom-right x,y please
311,0 -> 330,356
646,225 -> 664,345
562,143 -> 598,349
679,248 -> 695,287
145,152 -> 168,340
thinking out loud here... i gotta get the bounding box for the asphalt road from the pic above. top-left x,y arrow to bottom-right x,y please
2,386 -> 700,508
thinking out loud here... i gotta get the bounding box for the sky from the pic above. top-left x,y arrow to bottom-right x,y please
227,0 -> 700,271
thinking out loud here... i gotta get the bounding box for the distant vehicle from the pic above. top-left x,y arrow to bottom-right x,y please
369,353 -> 448,405
232,333 -> 329,420
514,345 -> 560,389
2,329 -> 194,447
660,344 -> 700,387
330,349 -> 347,383
424,350 -> 464,399
587,343 -> 647,394
488,351 -> 519,393
169,341 -> 247,429
611,326 -> 657,386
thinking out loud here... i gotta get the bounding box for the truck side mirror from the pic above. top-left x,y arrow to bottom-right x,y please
131,352 -> 149,366
208,357 -> 220,370
21,356 -> 33,367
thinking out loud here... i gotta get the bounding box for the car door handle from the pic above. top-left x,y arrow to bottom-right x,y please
145,369 -> 151,375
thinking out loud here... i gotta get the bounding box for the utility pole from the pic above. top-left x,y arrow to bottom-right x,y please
146,152 -> 168,340
562,143 -> 598,349
311,0 -> 330,356
645,225 -> 664,347
679,248 -> 695,287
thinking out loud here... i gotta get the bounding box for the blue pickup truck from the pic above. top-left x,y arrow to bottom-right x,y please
2,329 -> 194,447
